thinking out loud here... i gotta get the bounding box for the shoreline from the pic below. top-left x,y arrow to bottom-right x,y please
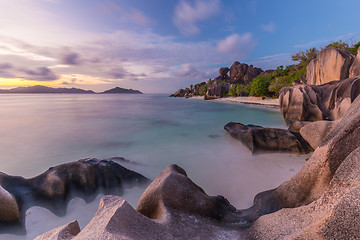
188,96 -> 280,109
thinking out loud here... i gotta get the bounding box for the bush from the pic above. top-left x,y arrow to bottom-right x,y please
199,85 -> 207,96
248,75 -> 273,97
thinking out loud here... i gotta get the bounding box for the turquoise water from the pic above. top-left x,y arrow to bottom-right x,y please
0,94 -> 307,239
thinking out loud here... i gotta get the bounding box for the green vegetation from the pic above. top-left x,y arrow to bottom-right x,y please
322,40 -> 360,54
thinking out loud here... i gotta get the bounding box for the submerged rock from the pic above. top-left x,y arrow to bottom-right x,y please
0,158 -> 149,232
279,76 -> 360,124
224,122 -> 313,154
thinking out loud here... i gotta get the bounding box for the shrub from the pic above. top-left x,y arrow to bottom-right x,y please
199,85 -> 207,96
248,75 -> 273,97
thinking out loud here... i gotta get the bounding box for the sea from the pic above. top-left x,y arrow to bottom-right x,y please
0,94 -> 308,239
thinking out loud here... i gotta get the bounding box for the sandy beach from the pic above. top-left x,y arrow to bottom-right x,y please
189,96 -> 280,109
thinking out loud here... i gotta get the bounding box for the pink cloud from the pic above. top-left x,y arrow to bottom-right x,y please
217,33 -> 256,57
173,0 -> 220,35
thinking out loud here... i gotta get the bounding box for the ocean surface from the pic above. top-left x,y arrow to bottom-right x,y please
0,94 -> 308,239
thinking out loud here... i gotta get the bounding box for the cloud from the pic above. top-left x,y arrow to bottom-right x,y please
0,62 -> 12,70
174,63 -> 208,80
261,21 -> 276,33
60,48 -> 80,65
96,2 -> 152,27
23,67 -> 58,81
216,33 -> 256,56
173,0 -> 220,35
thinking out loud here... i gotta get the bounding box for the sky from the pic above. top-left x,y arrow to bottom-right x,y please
0,0 -> 360,93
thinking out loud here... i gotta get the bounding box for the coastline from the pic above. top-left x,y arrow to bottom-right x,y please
188,96 -> 280,109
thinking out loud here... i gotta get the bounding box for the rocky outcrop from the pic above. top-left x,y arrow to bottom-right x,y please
279,76 -> 360,124
246,94 -> 360,238
204,81 -> 230,100
37,95 -> 360,239
349,47 -> 360,78
218,67 -> 230,79
0,158 -> 149,232
169,88 -> 188,97
299,119 -> 340,149
230,61 -> 263,84
306,48 -> 355,85
224,122 -> 313,154
37,165 -> 247,239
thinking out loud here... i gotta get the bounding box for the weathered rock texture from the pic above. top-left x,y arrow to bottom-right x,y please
34,220 -> 80,240
245,94 -> 360,238
0,158 -> 149,232
299,119 -> 340,149
204,81 -> 230,100
230,61 -> 263,84
38,165 -> 247,239
224,122 -> 313,154
349,47 -> 360,78
216,67 -> 230,81
169,88 -> 188,97
306,47 -> 355,85
279,76 -> 360,124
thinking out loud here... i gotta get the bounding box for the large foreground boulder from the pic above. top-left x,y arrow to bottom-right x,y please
0,158 -> 149,232
244,93 -> 360,238
306,47 -> 355,85
224,122 -> 313,154
37,165 -> 247,239
279,76 -> 360,124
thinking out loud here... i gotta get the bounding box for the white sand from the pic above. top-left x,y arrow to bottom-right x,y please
189,96 -> 280,108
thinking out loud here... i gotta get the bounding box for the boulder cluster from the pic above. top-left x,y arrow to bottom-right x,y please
10,46 -> 360,239
280,48 -> 360,125
170,61 -> 264,99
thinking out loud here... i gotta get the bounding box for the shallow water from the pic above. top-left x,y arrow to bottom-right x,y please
0,94 -> 308,239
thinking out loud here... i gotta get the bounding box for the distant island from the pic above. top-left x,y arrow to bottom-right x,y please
0,85 -> 142,94
101,87 -> 142,94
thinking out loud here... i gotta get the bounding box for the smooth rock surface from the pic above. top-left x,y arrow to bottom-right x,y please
349,47 -> 360,78
0,158 -> 149,231
279,76 -> 360,124
299,119 -> 340,149
224,122 -> 313,154
306,48 -> 355,85
38,165 -> 248,239
246,94 -> 360,226
0,185 -> 21,223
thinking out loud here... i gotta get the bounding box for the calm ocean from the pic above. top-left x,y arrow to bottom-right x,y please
0,94 -> 307,239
